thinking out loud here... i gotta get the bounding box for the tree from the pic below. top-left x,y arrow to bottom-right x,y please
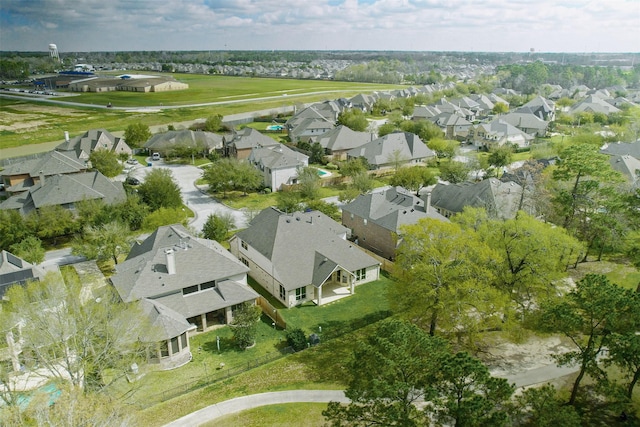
428,138 -> 459,160
509,384 -> 581,427
230,302 -> 261,349
324,319 -> 450,427
285,328 -> 308,352
391,219 -> 506,345
123,122 -> 151,149
339,157 -> 368,178
89,149 -> 122,178
337,108 -> 369,132
202,212 -> 235,242
234,161 -> 263,195
387,149 -> 409,172
25,205 -> 77,244
138,168 -> 183,211
203,114 -> 224,132
390,166 -> 437,196
377,122 -> 397,137
439,160 -> 470,184
487,146 -> 514,174
351,171 -> 373,195
298,166 -> 321,200
108,194 -> 150,231
539,274 -> 633,405
432,351 -> 514,427
276,191 -> 303,213
9,236 -> 45,264
0,210 -> 29,250
202,158 -> 262,197
492,102 -> 509,115
0,273 -> 151,393
72,221 -> 133,265
309,142 -> 325,164
306,199 -> 340,221
141,207 -> 188,231
400,119 -> 443,142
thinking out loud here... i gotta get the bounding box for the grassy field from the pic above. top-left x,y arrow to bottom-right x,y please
0,74 -> 403,153
205,402 -> 329,427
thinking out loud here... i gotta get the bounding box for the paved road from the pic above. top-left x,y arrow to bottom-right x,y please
163,361 -> 579,426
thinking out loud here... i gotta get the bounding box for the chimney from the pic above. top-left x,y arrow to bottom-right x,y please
425,192 -> 432,214
165,248 -> 176,275
64,131 -> 69,142
38,170 -> 45,186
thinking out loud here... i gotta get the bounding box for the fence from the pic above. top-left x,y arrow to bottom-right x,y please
141,346 -> 294,408
352,244 -> 395,274
257,296 -> 287,329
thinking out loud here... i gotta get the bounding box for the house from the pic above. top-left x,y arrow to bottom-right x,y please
145,130 -> 224,158
56,128 -> 132,161
0,250 -> 47,300
502,109 -> 550,137
230,208 -> 381,308
0,151 -> 87,196
110,225 -> 259,368
428,178 -> 525,219
288,117 -> 335,143
470,119 -> 534,149
570,95 -> 621,115
349,93 -> 376,113
412,105 -> 442,121
521,96 -> 556,121
314,125 -> 373,161
224,127 -> 279,160
608,155 -> 640,189
247,143 -> 309,191
347,131 -> 435,170
431,112 -> 473,141
600,141 -> 640,160
341,187 -> 448,260
0,170 -> 126,215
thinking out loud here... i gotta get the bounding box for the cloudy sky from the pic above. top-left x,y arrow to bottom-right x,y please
1,0 -> 639,53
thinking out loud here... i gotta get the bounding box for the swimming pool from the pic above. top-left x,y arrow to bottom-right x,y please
266,125 -> 284,131
317,168 -> 332,178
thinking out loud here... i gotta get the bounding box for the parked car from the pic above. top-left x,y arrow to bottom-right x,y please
152,152 -> 161,161
126,158 -> 138,165
126,177 -> 140,186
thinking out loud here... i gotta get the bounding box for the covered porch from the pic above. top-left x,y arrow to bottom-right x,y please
313,269 -> 355,306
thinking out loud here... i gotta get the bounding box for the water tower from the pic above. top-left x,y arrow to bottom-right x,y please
49,43 -> 60,62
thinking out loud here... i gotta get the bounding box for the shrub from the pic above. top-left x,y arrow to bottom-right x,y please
286,328 -> 308,351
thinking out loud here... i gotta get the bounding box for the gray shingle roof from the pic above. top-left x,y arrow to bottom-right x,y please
111,224 -> 249,303
248,144 -> 308,170
0,250 -> 47,298
600,141 -> 640,159
1,150 -> 85,181
315,125 -> 372,152
347,132 -> 434,166
235,208 -> 379,291
145,130 -> 223,152
139,298 -> 195,342
56,128 -> 131,159
227,127 -> 279,151
342,186 -> 447,233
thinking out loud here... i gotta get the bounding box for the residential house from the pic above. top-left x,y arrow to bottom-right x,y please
56,128 -> 132,161
470,119 -> 534,149
502,108 -> 550,137
0,170 -> 125,215
145,130 -> 224,158
224,127 -> 279,160
433,98 -> 475,121
1,151 -> 87,197
0,251 -> 47,300
347,131 -> 435,170
427,178 -> 525,219
341,187 -> 448,260
608,155 -> 640,189
521,96 -> 556,121
570,95 -> 621,115
230,208 -> 381,307
248,143 -> 309,191
412,105 -> 442,121
287,117 -> 335,144
469,94 -> 496,117
110,224 -> 259,368
314,125 -> 373,161
349,93 -> 376,113
600,141 -> 640,159
431,112 -> 473,141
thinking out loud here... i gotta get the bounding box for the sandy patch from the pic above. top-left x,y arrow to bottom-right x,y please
484,335 -> 575,376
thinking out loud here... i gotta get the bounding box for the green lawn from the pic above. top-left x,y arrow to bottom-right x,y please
205,402 -> 329,427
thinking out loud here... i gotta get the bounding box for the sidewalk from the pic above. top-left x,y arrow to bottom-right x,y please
163,390 -> 349,427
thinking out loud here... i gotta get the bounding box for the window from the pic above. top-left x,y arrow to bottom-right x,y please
241,257 -> 249,267
355,268 -> 366,281
180,332 -> 187,349
171,337 -> 179,354
201,281 -> 216,290
279,285 -> 286,300
182,285 -> 198,295
241,240 -> 248,250
295,286 -> 306,301
160,341 -> 169,357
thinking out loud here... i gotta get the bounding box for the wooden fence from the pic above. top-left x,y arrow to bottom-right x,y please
257,296 -> 287,329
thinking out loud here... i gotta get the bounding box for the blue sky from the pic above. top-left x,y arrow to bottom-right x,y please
1,0 -> 638,52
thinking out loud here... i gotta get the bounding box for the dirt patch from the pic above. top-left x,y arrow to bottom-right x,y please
483,334 -> 575,377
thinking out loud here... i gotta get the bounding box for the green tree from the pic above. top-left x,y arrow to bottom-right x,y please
285,328 -> 308,352
324,319 -> 450,427
509,384 -> 581,427
392,219 -> 506,344
339,157 -> 368,178
234,161 -> 263,195
298,166 -> 321,200
202,213 -> 235,242
439,160 -> 470,184
123,122 -> 151,149
433,351 -> 514,427
539,274 -> 633,405
108,194 -> 150,231
0,273 -> 151,393
141,207 -> 188,231
492,102 -> 509,115
72,221 -> 132,265
276,191 -> 303,213
230,302 -> 262,349
0,210 -> 29,250
9,236 -> 45,265
26,205 -> 76,244
203,158 -> 262,197
306,199 -> 340,221
390,166 -> 437,196
203,114 -> 225,132
400,119 -> 443,142
351,171 -> 373,195
488,146 -> 514,174
377,122 -> 397,137
337,109 -> 369,132
428,138 -> 459,160
89,149 -> 122,178
138,168 -> 183,211
309,142 -> 325,164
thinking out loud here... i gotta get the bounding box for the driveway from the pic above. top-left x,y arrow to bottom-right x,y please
124,160 -> 248,233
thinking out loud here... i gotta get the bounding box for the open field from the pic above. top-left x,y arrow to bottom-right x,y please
0,74 -> 403,155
